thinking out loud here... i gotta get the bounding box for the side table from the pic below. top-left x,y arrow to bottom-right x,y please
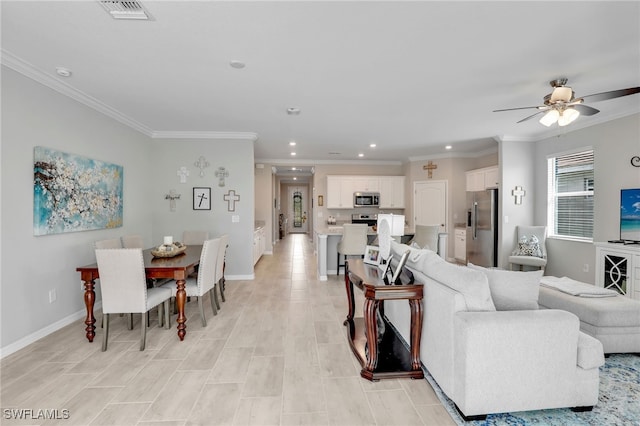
343,259 -> 424,381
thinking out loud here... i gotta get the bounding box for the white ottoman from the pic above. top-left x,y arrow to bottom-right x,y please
539,286 -> 640,354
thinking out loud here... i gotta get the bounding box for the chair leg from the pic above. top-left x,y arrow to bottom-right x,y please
164,300 -> 170,330
213,286 -> 221,310
198,297 -> 207,327
337,252 -> 340,276
209,289 -> 218,317
157,305 -> 163,328
128,313 -> 134,330
140,315 -> 147,351
219,278 -> 226,302
102,314 -> 109,352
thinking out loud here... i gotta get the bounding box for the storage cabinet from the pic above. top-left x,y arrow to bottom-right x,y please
379,176 -> 405,208
454,228 -> 466,262
326,175 -> 405,209
465,166 -> 499,191
595,242 -> 640,300
253,227 -> 266,265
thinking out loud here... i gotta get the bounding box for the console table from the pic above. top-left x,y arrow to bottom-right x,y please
343,259 -> 424,381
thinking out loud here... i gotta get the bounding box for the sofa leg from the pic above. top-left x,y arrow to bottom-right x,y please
571,406 -> 594,412
454,404 -> 487,421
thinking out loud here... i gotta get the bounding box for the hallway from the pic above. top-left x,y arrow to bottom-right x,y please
1,234 -> 454,425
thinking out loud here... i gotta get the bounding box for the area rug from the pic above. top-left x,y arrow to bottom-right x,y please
424,354 -> 640,425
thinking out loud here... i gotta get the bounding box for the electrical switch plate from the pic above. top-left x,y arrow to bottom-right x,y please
232,215 -> 240,223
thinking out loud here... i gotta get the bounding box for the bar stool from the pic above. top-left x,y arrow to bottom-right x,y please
337,224 -> 368,275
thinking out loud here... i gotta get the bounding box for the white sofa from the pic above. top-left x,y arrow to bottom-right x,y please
384,241 -> 604,420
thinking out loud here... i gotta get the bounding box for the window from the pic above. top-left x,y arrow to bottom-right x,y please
547,149 -> 594,240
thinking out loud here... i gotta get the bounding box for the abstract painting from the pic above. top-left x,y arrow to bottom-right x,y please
33,146 -> 123,236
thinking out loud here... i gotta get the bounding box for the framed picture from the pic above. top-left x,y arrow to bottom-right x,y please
390,250 -> 411,284
193,187 -> 211,210
318,195 -> 324,206
364,245 -> 381,265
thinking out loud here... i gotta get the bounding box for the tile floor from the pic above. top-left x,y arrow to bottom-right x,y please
0,234 -> 456,425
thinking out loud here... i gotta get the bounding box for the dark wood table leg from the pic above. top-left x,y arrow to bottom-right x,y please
362,298 -> 379,373
344,262 -> 355,325
82,276 -> 96,342
175,277 -> 187,340
409,299 -> 423,372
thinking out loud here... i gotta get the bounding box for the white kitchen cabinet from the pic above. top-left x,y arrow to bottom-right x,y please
465,166 -> 499,191
326,176 -> 356,208
253,227 -> 266,265
454,228 -> 466,262
379,176 -> 405,208
352,177 -> 379,192
595,242 -> 640,300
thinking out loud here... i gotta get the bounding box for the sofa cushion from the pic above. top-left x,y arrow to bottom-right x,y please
468,264 -> 542,311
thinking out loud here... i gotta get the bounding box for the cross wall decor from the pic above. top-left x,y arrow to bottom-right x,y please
512,186 -> 526,205
224,190 -> 240,212
423,161 -> 437,178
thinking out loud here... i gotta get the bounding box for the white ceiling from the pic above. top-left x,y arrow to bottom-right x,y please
2,1 -> 640,172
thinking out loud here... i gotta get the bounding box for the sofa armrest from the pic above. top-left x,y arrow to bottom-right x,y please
452,309 -> 592,415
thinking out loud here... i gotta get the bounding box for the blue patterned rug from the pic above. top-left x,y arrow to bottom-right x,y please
425,354 -> 640,425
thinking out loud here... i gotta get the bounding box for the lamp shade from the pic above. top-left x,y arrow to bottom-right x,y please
539,109 -> 560,127
377,214 -> 405,236
558,108 -> 580,126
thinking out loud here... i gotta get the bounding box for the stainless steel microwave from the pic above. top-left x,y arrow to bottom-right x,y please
353,192 -> 380,207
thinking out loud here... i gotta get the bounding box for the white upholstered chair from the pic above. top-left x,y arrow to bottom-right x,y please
94,238 -> 122,249
162,238 -> 221,326
121,234 -> 144,249
182,230 -> 209,245
508,225 -> 548,271
95,248 -> 172,351
410,225 -> 440,251
337,224 -> 368,275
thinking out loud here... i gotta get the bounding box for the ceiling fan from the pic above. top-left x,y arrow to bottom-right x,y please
494,78 -> 640,127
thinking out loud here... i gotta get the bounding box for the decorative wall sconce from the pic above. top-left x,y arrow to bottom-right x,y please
215,167 -> 229,187
194,156 -> 210,177
177,166 -> 190,183
631,156 -> 640,167
165,189 -> 181,211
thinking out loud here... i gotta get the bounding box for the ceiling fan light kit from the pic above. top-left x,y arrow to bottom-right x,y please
495,78 -> 640,127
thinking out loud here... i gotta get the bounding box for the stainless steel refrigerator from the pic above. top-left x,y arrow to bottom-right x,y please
466,189 -> 498,267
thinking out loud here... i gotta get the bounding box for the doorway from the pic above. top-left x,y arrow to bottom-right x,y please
288,185 -> 309,233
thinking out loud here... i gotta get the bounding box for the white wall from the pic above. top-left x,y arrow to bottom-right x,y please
1,67 -> 153,350
149,139 -> 255,279
532,113 -> 640,282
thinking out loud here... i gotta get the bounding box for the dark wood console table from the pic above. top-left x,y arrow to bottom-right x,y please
343,259 -> 424,381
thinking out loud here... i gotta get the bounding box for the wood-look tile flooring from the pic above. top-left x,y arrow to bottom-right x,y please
0,234 -> 455,425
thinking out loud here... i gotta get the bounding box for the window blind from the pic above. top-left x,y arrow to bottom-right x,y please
547,149 -> 594,239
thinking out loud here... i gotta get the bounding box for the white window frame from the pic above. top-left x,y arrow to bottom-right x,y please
546,148 -> 594,242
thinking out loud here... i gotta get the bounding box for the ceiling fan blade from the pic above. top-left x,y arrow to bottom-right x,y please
493,105 -> 544,112
572,104 -> 600,116
517,110 -> 546,123
580,87 -> 640,102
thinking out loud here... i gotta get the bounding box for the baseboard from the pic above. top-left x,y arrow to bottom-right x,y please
0,302 -> 102,359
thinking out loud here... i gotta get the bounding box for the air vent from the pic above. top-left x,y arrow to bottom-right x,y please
100,1 -> 151,20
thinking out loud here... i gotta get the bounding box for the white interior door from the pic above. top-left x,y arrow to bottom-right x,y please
413,180 -> 447,233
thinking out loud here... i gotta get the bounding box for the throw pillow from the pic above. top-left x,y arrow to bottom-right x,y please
467,263 -> 543,311
513,235 -> 543,258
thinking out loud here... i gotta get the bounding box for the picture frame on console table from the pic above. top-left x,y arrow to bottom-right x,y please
364,245 -> 381,265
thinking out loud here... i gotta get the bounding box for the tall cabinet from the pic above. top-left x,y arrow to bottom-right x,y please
594,242 -> 640,301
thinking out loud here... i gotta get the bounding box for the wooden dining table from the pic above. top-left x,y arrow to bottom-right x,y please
76,245 -> 202,343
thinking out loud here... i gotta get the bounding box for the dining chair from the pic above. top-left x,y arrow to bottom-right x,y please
94,238 -> 123,249
337,224 -> 368,275
161,238 -> 221,327
508,225 -> 548,271
182,230 -> 209,245
214,234 -> 229,304
121,234 -> 144,248
95,248 -> 172,351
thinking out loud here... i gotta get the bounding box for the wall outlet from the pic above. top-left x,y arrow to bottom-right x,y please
583,263 -> 589,273
49,289 -> 57,303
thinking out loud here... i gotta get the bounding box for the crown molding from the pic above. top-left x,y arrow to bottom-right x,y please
1,49 -> 154,137
151,131 -> 258,141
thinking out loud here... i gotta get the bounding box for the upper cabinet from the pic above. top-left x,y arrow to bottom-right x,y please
465,166 -> 499,191
379,176 -> 405,208
326,175 -> 405,209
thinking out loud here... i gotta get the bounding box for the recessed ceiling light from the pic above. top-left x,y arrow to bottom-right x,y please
291,152 -> 296,156
358,153 -> 364,157
293,177 -> 297,180
445,145 -> 452,150
229,60 -> 245,69
369,143 -> 377,148
56,67 -> 72,77
289,141 -> 296,146
287,107 -> 301,115
291,167 -> 297,171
